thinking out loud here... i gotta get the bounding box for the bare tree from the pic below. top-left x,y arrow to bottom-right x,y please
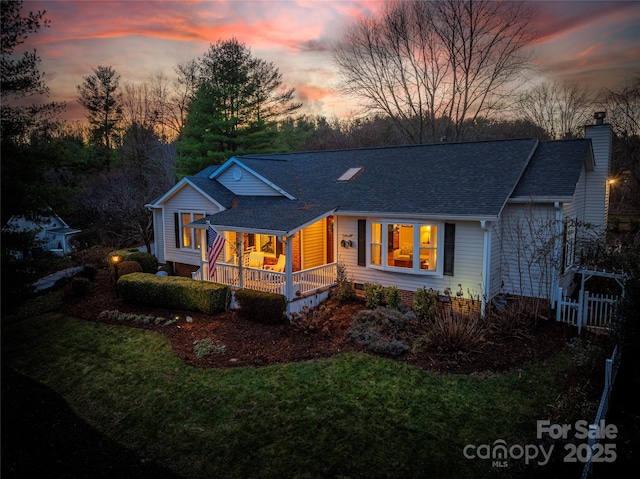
333,0 -> 537,143
121,81 -> 156,130
167,59 -> 199,137
598,77 -> 640,213
499,201 -> 564,316
75,130 -> 175,251
518,81 -> 593,139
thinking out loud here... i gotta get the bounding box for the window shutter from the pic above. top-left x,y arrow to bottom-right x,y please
357,219 -> 366,266
444,223 -> 455,276
174,213 -> 180,248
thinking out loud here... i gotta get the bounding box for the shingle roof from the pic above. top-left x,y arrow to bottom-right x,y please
511,139 -> 589,198
239,138 -> 539,217
188,176 -> 236,206
192,197 -> 336,235
187,137 -> 589,233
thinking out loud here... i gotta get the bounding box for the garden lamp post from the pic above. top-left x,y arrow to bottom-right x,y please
111,255 -> 121,296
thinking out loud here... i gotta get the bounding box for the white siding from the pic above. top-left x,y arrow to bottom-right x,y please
489,219 -> 503,298
217,166 -> 283,196
162,184 -> 222,266
583,124 -> 612,232
497,203 -> 559,299
153,209 -> 165,263
336,215 -> 485,299
302,219 -> 325,269
564,169 -> 587,222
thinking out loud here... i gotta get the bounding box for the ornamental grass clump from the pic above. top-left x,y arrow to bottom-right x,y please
419,310 -> 487,353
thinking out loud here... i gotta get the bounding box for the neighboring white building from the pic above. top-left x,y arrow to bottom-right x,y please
147,114 -> 611,316
3,211 -> 81,258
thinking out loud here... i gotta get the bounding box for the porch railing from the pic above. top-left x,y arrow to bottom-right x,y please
194,262 -> 337,298
292,263 -> 337,296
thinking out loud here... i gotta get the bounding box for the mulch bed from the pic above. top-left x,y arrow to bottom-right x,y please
59,269 -> 580,374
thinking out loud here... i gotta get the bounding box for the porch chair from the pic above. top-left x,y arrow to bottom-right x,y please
265,254 -> 285,272
248,251 -> 265,269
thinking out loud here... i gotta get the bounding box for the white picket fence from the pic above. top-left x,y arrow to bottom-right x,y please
581,346 -> 620,479
555,287 -> 620,334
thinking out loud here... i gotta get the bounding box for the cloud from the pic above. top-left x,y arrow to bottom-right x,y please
18,0 -> 640,124
532,1 -> 639,45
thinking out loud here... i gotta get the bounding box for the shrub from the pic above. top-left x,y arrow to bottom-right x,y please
346,308 -> 415,357
420,310 -> 487,353
413,287 -> 438,320
117,260 -> 143,277
125,251 -> 158,274
235,289 -> 287,324
333,263 -> 356,302
290,303 -> 332,334
108,249 -> 158,274
117,273 -> 228,314
363,283 -> 402,310
193,338 -> 227,358
363,283 -> 385,309
384,286 -> 402,310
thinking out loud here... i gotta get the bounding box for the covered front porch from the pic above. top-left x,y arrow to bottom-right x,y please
194,261 -> 337,298
190,212 -> 338,314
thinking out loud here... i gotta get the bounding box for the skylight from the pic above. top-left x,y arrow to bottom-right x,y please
337,167 -> 363,182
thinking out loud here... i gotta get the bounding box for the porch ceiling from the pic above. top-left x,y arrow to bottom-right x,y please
188,196 -> 337,236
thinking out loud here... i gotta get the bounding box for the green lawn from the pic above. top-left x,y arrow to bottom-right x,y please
3,312 -> 586,479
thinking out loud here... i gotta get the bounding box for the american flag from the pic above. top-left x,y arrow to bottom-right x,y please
207,224 -> 225,280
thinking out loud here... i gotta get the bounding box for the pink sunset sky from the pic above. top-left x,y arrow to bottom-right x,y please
20,0 -> 640,124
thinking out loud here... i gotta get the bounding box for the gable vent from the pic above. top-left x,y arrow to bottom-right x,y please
337,167 -> 363,182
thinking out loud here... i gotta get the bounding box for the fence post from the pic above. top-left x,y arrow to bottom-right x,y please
583,291 -> 591,333
577,289 -> 584,335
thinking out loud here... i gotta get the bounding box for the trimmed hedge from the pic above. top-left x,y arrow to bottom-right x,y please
235,289 -> 287,324
118,273 -> 229,314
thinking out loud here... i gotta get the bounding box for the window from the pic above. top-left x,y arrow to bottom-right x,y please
179,212 -> 205,250
247,233 -> 282,257
337,167 -> 363,181
370,221 -> 440,273
371,222 -> 382,265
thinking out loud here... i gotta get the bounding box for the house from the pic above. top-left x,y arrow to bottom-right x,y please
3,211 -> 82,258
148,113 -> 612,316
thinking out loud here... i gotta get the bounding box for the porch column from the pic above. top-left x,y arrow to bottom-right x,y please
284,234 -> 294,316
200,229 -> 207,278
238,233 -> 244,289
